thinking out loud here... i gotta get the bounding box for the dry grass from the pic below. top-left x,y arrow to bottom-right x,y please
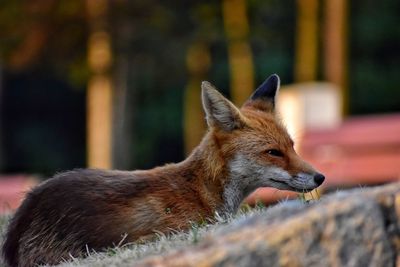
53,206 -> 268,267
0,213 -> 11,267
0,199 -> 312,267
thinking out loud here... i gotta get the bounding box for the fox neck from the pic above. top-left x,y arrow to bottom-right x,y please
178,132 -> 251,215
175,135 -> 226,214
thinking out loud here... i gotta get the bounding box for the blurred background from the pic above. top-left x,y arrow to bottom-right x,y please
0,0 -> 399,212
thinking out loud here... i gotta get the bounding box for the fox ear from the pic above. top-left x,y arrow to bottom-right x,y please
201,81 -> 245,132
244,74 -> 280,112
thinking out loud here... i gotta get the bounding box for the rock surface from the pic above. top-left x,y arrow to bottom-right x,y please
134,183 -> 400,267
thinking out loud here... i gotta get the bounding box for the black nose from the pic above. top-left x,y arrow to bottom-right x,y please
314,173 -> 325,186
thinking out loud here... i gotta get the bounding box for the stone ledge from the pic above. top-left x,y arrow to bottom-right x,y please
134,183 -> 400,267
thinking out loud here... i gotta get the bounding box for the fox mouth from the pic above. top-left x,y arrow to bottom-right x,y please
270,178 -> 315,193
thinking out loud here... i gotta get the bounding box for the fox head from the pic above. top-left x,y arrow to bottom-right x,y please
201,74 -> 324,209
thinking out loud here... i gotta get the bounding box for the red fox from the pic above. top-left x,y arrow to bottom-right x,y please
2,74 -> 324,267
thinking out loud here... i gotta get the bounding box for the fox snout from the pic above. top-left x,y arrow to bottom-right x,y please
287,171 -> 325,193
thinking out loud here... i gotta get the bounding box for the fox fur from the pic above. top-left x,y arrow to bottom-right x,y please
2,74 -> 324,266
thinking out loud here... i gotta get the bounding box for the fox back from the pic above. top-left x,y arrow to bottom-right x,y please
2,74 -> 324,266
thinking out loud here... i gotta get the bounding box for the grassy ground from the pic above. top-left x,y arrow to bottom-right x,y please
0,197 -> 315,267
0,203 -> 292,267
55,205 -> 271,267
0,213 -> 11,267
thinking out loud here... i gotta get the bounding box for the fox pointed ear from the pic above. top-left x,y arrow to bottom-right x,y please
245,74 -> 280,112
201,81 -> 245,132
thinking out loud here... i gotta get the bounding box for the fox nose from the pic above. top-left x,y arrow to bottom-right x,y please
313,173 -> 325,186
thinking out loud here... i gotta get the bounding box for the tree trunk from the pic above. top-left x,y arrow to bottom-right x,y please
294,0 -> 319,82
222,0 -> 254,105
86,0 -> 113,169
323,0 -> 348,115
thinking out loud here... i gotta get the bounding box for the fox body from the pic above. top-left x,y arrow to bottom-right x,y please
2,74 -> 324,266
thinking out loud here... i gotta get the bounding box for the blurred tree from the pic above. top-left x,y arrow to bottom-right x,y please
222,0 -> 254,105
247,0 -> 296,84
294,0 -> 318,82
0,0 -> 88,175
0,0 -> 86,176
0,61 -> 3,169
86,0 -> 113,169
323,0 -> 348,115
184,43 -> 210,155
349,0 -> 400,114
0,0 -> 298,173
183,2 -> 221,155
0,1 -> 89,85
1,0 -> 398,176
110,0 -> 225,168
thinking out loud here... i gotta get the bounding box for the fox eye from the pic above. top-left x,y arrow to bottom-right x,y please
266,149 -> 284,157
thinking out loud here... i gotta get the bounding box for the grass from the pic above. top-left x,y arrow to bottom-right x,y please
53,207 -> 269,267
0,204 -> 286,267
0,213 -> 11,267
0,191 -> 320,267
